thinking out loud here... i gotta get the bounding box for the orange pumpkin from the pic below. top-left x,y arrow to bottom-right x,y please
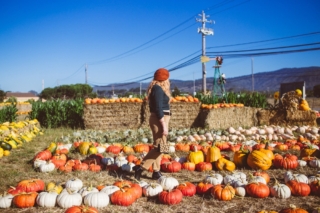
13,192 -> 38,208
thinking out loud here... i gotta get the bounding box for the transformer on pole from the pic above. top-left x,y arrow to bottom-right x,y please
196,11 -> 214,94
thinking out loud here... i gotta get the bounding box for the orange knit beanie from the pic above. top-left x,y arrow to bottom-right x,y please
154,68 -> 169,81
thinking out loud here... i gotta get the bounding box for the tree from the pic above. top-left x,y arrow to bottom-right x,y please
39,84 -> 95,100
0,90 -> 6,102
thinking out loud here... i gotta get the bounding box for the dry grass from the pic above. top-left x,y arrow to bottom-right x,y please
1,128 -> 320,213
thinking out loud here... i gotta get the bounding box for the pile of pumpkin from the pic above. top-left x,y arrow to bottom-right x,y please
201,102 -> 244,109
170,95 -> 199,103
0,119 -> 43,158
1,171 -> 320,212
84,97 -> 143,104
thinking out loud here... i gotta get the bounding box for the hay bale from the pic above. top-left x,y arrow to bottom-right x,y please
83,103 -> 143,130
202,107 -> 259,129
257,109 -> 317,126
141,102 -> 201,129
286,110 -> 317,126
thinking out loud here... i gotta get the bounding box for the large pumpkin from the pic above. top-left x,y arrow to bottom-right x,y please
158,189 -> 183,205
247,150 -> 272,170
16,179 -> 45,193
205,143 -> 221,163
188,147 -> 204,165
273,154 -> 298,170
176,182 -> 196,197
286,180 -> 310,196
279,204 -> 308,213
110,188 -> 136,206
65,205 -> 99,213
245,182 -> 270,198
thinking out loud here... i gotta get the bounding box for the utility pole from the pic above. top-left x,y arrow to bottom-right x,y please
196,11 -> 214,94
251,57 -> 254,92
85,64 -> 88,84
193,72 -> 196,96
140,82 -> 142,97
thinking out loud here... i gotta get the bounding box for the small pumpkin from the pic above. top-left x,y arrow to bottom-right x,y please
215,157 -> 236,171
211,184 -> 235,201
142,183 -> 163,197
13,192 -> 38,208
0,192 -> 14,208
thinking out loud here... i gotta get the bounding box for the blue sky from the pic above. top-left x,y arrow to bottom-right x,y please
1,0 -> 320,93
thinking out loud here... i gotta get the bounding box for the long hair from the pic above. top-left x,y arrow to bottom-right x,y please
147,79 -> 171,100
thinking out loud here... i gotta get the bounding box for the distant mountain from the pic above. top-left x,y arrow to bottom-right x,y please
93,66 -> 320,95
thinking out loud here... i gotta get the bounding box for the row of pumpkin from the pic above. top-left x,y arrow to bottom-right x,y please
32,134 -> 320,174
0,119 -> 43,158
1,171 -> 320,211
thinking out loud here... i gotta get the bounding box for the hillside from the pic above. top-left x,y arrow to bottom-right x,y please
93,66 -> 320,95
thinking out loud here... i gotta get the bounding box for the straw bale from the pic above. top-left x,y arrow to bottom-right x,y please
141,102 -> 201,129
83,103 -> 143,130
257,109 -> 317,126
286,110 -> 317,126
201,107 -> 259,129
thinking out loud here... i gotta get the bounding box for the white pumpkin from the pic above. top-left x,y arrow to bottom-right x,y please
204,174 -> 223,185
248,176 -> 266,185
269,182 -> 291,199
100,185 -> 120,197
115,157 -> 128,167
84,192 -> 110,208
309,158 -> 320,168
65,178 -> 83,191
142,183 -> 163,197
138,181 -> 149,188
158,176 -> 179,191
308,175 -> 320,184
33,159 -> 47,168
101,157 -> 114,166
234,186 -> 246,197
96,146 -> 107,153
79,186 -> 99,197
0,193 -> 13,208
298,160 -> 307,167
39,161 -> 55,173
284,171 -> 308,184
233,179 -> 248,188
57,190 -> 82,208
36,191 -> 58,207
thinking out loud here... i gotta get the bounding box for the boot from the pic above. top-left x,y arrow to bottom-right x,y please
152,171 -> 162,180
133,165 -> 143,181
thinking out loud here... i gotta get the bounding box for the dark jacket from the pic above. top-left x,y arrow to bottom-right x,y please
149,84 -> 170,119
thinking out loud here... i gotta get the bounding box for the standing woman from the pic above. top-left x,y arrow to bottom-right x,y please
134,68 -> 171,180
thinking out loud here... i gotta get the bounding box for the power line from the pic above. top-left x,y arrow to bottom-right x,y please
57,64 -> 85,82
207,31 -> 320,50
87,0 -> 242,65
